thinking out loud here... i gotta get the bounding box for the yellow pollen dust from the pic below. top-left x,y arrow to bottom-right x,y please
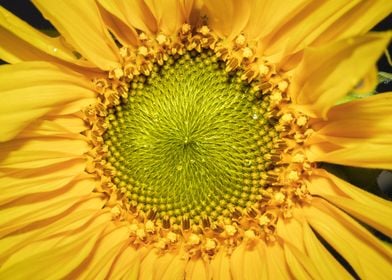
205,239 -> 217,251
244,229 -> 256,240
189,234 -> 201,245
258,215 -> 270,226
225,225 -> 237,236
258,64 -> 270,76
156,34 -> 167,45
167,232 -> 178,243
296,116 -> 308,127
235,34 -> 246,46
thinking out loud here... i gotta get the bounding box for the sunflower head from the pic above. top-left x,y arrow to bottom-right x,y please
81,21 -> 319,255
0,1 -> 391,279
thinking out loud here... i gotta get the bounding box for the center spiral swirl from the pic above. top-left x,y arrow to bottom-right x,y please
104,51 -> 279,225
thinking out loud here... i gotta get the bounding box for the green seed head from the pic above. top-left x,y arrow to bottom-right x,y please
104,51 -> 278,225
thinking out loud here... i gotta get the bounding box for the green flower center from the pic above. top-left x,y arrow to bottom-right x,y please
104,51 -> 278,225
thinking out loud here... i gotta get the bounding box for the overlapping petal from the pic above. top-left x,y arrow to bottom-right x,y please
307,169 -> 392,236
306,92 -> 392,169
32,0 -> 120,70
261,0 -> 392,64
0,61 -> 95,142
0,7 -> 93,67
290,32 -> 390,118
304,198 -> 392,279
0,211 -> 111,279
201,0 -> 251,39
97,0 -> 158,35
96,2 -> 140,47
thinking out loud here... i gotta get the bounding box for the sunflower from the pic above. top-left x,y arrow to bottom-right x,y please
0,0 -> 391,279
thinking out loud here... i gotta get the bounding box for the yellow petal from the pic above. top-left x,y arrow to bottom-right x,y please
306,92 -> 392,169
210,249 -> 231,280
0,212 -> 110,279
0,61 -> 95,142
230,242 -> 266,280
283,242 -> 320,280
0,199 -> 104,266
301,219 -> 352,279
290,32 -> 390,118
109,245 -> 143,280
0,6 -> 93,67
264,1 -> 359,57
262,242 -> 292,279
304,198 -> 392,279
18,117 -> 88,137
308,169 -> 392,236
145,0 -> 191,35
0,159 -> 85,205
352,65 -> 378,95
139,249 -> 159,280
276,218 -> 322,279
32,0 -> 120,70
201,0 -> 251,39
276,218 -> 305,251
78,226 -> 134,279
263,0 -> 392,64
98,0 -> 158,34
0,178 -> 96,238
96,0 -> 139,46
185,257 -> 211,280
244,0 -> 308,41
153,250 -> 187,280
311,0 -> 392,46
0,136 -> 89,169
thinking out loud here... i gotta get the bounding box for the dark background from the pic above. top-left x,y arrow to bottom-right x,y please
0,0 -> 391,197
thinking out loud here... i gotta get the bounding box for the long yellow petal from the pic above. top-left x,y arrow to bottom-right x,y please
276,218 -> 322,279
306,93 -> 392,169
32,0 -> 120,70
0,159 -> 84,205
185,257 -> 211,280
210,249 -> 231,280
230,242 -> 267,280
283,242 -> 320,280
276,218 -> 305,251
77,226 -> 134,279
17,117 -> 87,138
0,7 -> 92,66
109,245 -> 144,280
304,198 -> 392,279
307,169 -> 392,236
201,0 -> 251,39
0,201 -> 104,266
290,33 -> 390,118
0,61 -> 95,142
145,0 -> 192,35
263,0 -> 392,65
98,0 -> 158,34
264,1 -> 358,56
263,242 -> 292,279
96,1 -> 139,47
153,250 -> 187,280
139,249 -> 159,280
300,218 -> 352,279
243,0 -> 307,42
312,0 -> 392,46
0,178 -> 96,238
0,137 -> 88,169
278,212 -> 351,279
0,213 -> 110,279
